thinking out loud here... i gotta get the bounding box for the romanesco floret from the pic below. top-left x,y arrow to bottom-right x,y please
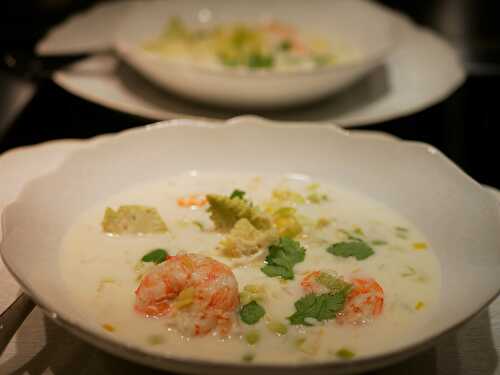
102,205 -> 167,235
218,218 -> 278,258
206,194 -> 271,232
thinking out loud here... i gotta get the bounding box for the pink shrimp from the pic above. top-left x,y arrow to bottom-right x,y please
336,278 -> 384,325
300,270 -> 350,294
301,271 -> 328,294
135,253 -> 240,336
177,194 -> 207,208
300,272 -> 384,325
263,21 -> 307,54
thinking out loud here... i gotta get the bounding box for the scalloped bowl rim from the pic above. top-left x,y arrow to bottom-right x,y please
1,116 -> 499,374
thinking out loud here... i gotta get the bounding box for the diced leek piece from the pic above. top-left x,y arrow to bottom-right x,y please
147,334 -> 165,345
240,284 -> 266,305
244,330 -> 260,345
336,348 -> 355,359
174,287 -> 195,309
353,227 -> 364,236
295,334 -> 320,355
267,322 -> 288,335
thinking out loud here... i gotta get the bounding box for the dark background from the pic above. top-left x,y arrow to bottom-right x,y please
1,0 -> 499,188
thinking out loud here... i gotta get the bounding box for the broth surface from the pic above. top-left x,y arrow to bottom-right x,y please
61,173 -> 440,364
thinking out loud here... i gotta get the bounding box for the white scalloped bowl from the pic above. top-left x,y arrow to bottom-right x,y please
114,0 -> 403,109
2,117 -> 500,374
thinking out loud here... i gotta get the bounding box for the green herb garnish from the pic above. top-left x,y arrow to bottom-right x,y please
279,39 -> 292,51
240,301 -> 265,325
261,237 -> 305,280
267,321 -> 288,335
372,240 -> 387,246
247,53 -> 274,68
230,189 -> 246,200
288,291 -> 348,326
141,248 -> 168,264
326,240 -> 374,260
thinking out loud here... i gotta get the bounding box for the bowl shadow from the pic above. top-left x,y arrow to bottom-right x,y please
114,60 -> 390,123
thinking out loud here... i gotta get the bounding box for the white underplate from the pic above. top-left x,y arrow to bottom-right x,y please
1,116 -> 499,374
114,0 -> 398,108
41,0 -> 465,126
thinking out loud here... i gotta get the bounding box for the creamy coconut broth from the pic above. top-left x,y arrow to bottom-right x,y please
60,173 -> 441,364
143,18 -> 358,72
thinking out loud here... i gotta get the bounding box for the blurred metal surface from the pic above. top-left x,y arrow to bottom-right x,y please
0,294 -> 35,356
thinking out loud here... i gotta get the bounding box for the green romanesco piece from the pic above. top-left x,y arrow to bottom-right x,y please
218,218 -> 278,258
102,205 -> 167,235
206,194 -> 271,232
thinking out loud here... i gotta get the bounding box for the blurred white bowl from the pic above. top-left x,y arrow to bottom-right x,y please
2,116 -> 500,374
113,0 -> 404,109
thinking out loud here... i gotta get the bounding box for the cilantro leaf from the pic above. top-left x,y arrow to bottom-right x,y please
288,291 -> 348,325
261,237 -> 305,280
240,301 -> 265,325
141,248 -> 168,264
230,189 -> 246,200
278,39 -> 292,51
247,53 -> 274,68
326,240 -> 374,260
